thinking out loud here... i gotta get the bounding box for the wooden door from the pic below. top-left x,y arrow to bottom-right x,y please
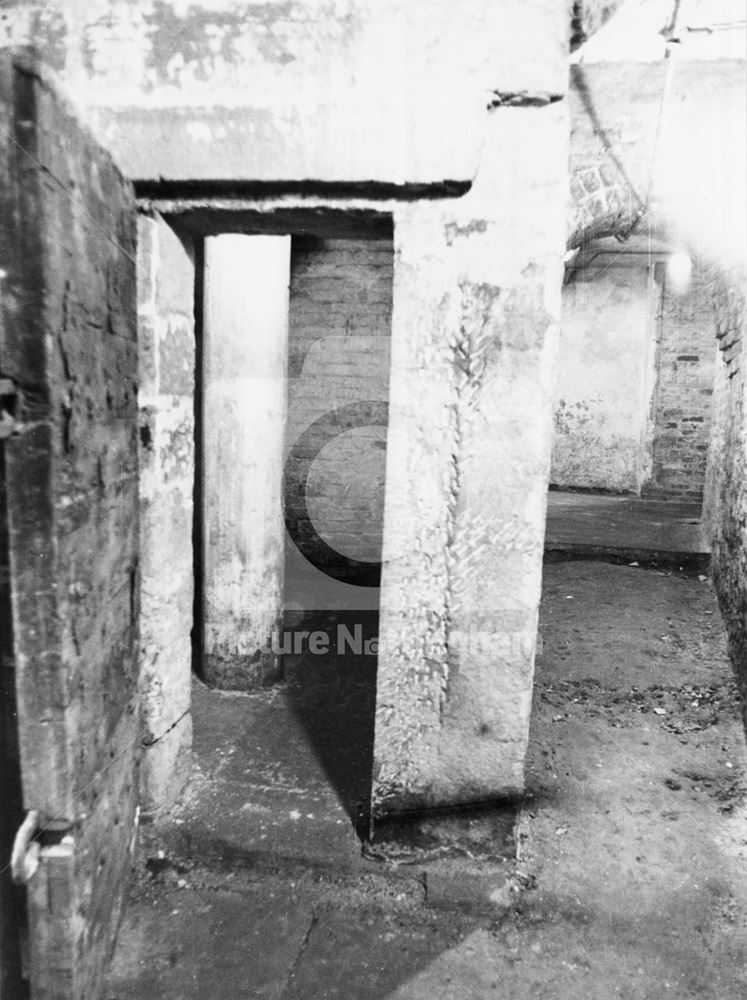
0,49 -> 140,1000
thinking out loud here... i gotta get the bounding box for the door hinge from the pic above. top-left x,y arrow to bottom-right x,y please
11,811 -> 40,885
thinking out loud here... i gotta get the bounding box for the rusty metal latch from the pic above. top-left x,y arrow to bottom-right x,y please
11,811 -> 40,885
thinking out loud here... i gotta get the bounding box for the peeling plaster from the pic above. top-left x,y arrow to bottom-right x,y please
145,1 -> 296,89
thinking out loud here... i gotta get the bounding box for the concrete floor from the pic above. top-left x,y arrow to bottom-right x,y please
545,492 -> 708,564
155,611 -> 378,868
105,559 -> 747,1000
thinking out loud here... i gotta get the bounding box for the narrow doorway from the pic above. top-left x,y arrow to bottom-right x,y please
189,216 -> 394,850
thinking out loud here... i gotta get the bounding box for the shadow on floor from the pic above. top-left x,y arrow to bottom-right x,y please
282,608 -> 379,837
106,560 -> 747,1000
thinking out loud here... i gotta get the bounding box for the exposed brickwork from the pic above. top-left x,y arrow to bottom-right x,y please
711,270 -> 745,377
568,158 -> 644,249
567,61 -> 745,271
566,62 -> 650,251
0,52 -> 139,997
137,213 -> 195,810
647,263 -> 716,499
704,264 -> 747,739
285,237 -> 392,574
554,250 -> 716,499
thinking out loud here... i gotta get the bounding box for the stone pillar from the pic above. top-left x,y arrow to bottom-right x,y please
373,103 -> 568,818
202,235 -> 290,689
138,213 -> 195,813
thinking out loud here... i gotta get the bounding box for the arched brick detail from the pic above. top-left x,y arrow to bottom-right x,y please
567,159 -> 645,250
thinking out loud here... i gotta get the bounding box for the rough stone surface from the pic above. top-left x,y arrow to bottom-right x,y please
704,264 -> 747,739
137,212 -> 195,812
373,103 -> 567,815
0,50 -> 139,998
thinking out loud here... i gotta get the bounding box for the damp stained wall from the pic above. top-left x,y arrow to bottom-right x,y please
552,247 -> 717,498
0,0 -> 572,812
0,0 -> 568,185
552,253 -> 656,494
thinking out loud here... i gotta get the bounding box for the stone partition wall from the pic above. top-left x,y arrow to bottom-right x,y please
137,213 -> 195,811
704,266 -> 747,737
373,103 -> 567,815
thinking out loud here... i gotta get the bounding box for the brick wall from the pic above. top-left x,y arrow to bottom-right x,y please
647,262 -> 716,499
553,248 -> 716,498
285,237 -> 392,576
704,264 -> 747,738
568,158 -> 644,249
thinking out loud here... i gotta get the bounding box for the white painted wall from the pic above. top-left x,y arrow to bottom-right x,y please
552,252 -> 657,493
203,235 -> 290,688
